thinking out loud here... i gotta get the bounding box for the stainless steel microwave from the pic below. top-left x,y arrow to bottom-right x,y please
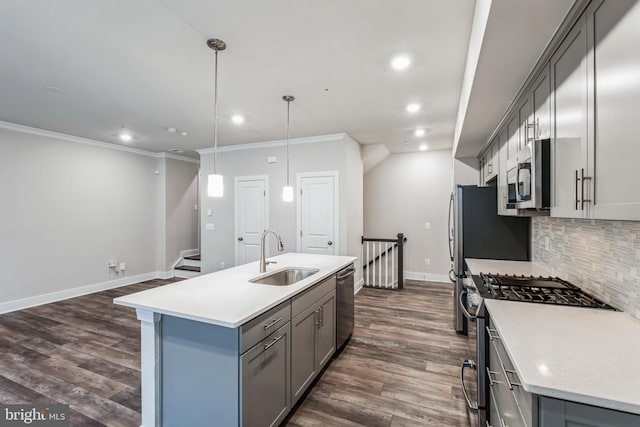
506,138 -> 551,210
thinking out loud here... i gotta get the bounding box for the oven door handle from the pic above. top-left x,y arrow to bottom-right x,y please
460,359 -> 479,411
459,290 -> 477,322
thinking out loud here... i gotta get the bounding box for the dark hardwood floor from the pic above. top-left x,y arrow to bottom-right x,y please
0,278 -> 476,426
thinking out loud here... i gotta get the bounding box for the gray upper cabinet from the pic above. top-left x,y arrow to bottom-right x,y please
518,94 -> 534,151
507,113 -> 520,167
587,0 -> 640,220
532,66 -> 551,140
550,14 -> 589,219
498,128 -> 518,216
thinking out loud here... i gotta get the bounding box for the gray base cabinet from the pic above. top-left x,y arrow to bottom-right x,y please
291,276 -> 336,405
241,322 -> 291,427
487,318 -> 640,427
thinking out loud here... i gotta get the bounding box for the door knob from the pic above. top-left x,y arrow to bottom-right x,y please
238,237 -> 244,241
328,241 -> 333,246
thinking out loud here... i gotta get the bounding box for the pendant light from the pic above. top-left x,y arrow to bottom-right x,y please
207,38 -> 226,197
282,95 -> 295,202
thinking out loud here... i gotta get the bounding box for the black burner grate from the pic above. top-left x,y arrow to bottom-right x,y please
478,274 -> 616,310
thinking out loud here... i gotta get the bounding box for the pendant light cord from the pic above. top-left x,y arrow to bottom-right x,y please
286,99 -> 290,186
213,49 -> 219,175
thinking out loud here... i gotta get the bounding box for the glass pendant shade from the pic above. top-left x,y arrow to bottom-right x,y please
208,173 -> 224,197
282,185 -> 294,202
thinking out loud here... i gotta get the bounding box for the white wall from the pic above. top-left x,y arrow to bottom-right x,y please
0,125 -> 198,312
199,134 -> 363,284
364,149 -> 453,282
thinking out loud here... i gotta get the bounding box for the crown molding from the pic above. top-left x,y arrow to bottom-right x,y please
195,133 -> 347,155
0,120 -> 198,163
155,152 -> 199,164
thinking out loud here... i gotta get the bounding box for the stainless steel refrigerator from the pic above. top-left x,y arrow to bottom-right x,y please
448,185 -> 530,334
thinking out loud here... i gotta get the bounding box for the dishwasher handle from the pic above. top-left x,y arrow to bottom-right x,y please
337,266 -> 355,280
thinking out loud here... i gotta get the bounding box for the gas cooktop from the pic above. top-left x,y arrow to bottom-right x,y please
474,273 -> 616,310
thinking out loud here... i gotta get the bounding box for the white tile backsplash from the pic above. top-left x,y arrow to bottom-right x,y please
532,217 -> 640,320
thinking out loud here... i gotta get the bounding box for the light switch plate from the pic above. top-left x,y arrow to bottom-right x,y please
424,222 -> 431,229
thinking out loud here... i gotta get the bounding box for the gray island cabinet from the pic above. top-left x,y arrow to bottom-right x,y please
113,253 -> 357,427
162,277 -> 336,427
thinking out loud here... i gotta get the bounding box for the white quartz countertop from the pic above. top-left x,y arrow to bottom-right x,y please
465,258 -> 552,277
485,299 -> 640,414
114,253 -> 357,328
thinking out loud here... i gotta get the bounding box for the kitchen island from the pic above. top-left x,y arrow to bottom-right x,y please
114,252 -> 357,427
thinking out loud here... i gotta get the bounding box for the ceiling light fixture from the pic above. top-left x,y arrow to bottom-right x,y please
419,144 -> 428,151
391,55 -> 411,71
206,38 -> 226,198
119,133 -> 133,142
406,103 -> 421,113
282,95 -> 295,202
414,129 -> 426,137
231,114 -> 245,125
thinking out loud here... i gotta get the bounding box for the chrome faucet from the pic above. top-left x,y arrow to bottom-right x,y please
260,229 -> 284,272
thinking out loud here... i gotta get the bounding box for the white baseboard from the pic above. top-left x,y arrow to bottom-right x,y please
180,248 -> 199,257
0,271 -> 172,314
354,278 -> 364,295
156,270 -> 174,280
404,271 -> 450,283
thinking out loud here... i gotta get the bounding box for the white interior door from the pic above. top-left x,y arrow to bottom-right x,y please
235,176 -> 268,265
297,172 -> 337,255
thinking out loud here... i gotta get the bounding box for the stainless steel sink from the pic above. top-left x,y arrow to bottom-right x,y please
249,268 -> 320,286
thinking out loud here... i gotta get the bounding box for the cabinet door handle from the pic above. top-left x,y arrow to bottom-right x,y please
264,334 -> 284,351
314,310 -> 320,327
580,168 -> 592,210
486,326 -> 500,341
575,169 -> 581,210
503,368 -> 522,389
320,306 -> 324,327
263,318 -> 282,331
486,367 -> 502,387
238,237 -> 244,241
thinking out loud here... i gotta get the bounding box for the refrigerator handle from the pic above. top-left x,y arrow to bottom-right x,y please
448,192 -> 454,262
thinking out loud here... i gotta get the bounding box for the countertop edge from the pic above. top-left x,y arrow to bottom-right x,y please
114,255 -> 357,328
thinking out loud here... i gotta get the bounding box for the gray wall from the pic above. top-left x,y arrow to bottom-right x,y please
364,149 -> 453,281
0,126 -> 198,311
532,217 -> 640,320
199,135 -> 363,284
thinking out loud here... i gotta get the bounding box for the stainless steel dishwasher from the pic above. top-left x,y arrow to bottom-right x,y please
335,264 -> 355,350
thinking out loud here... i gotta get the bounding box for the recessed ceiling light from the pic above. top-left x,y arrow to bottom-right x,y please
231,115 -> 245,124
414,129 -> 426,137
169,148 -> 184,154
406,103 -> 421,113
119,133 -> 133,142
419,144 -> 428,151
391,55 -> 411,71
181,132 -> 188,136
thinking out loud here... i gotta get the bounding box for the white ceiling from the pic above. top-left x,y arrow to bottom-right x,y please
0,0 -> 476,157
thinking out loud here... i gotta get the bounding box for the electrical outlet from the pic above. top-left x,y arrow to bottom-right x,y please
119,262 -> 126,271
108,259 -> 117,269
424,258 -> 431,266
220,261 -> 225,269
424,222 -> 431,229
206,223 -> 214,230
